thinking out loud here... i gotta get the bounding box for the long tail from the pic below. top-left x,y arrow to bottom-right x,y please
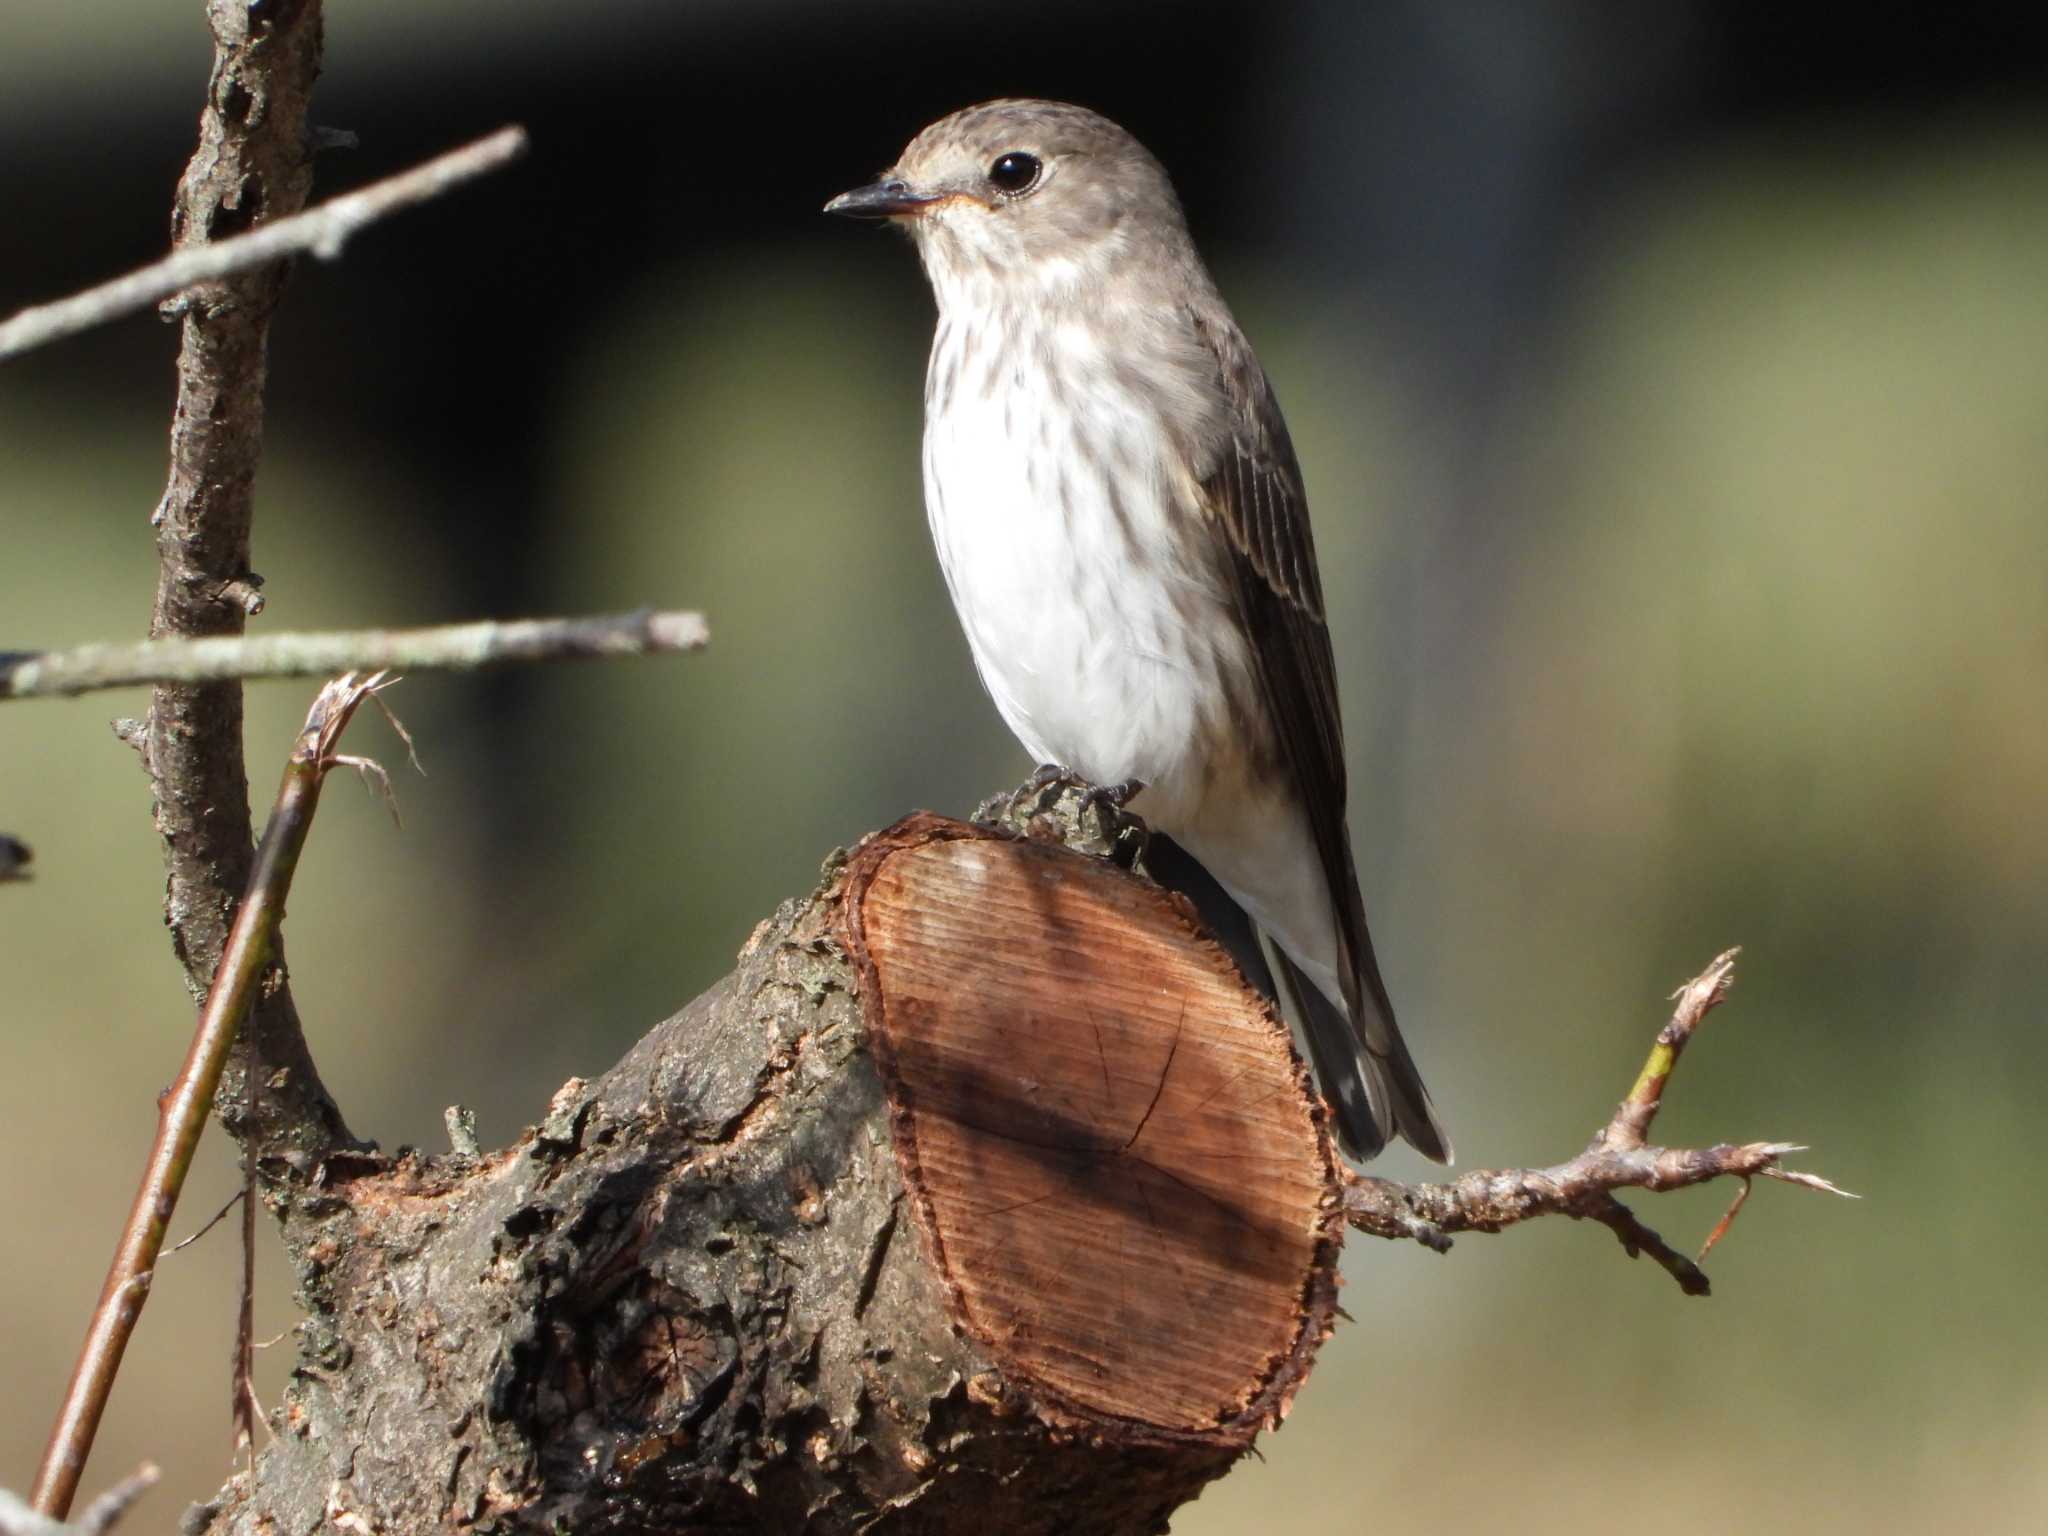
1267,942 -> 1452,1164
1143,833 -> 1452,1164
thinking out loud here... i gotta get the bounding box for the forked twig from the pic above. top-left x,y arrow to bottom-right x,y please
1344,950 -> 1854,1295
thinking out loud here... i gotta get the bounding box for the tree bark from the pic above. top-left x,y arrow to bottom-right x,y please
145,0 -> 353,1171
186,808 -> 1341,1535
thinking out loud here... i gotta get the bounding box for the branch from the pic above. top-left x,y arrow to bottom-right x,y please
1,1466 -> 159,1536
165,803 -> 1852,1534
142,0 -> 345,1201
1343,950 -> 1854,1295
29,676 -> 399,1518
0,127 -> 527,361
181,812 -> 1315,1536
1,609 -> 707,699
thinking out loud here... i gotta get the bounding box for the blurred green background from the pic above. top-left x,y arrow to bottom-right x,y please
3,3 -> 2044,1531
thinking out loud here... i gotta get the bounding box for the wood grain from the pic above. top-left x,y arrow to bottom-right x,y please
844,816 -> 1342,1447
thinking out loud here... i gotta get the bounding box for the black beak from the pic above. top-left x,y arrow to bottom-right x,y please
823,177 -> 942,220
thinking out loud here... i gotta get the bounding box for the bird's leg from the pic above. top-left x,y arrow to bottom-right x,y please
1088,778 -> 1145,811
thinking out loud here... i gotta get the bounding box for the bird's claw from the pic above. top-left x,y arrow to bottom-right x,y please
973,769 -> 1149,867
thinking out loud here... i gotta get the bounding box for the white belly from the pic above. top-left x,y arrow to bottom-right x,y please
921,353 -> 1244,823
917,317 -> 1349,1005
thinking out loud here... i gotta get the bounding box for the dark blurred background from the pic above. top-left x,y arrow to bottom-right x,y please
4,2 -> 2045,1529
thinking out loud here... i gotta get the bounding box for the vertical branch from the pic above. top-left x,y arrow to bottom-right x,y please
1600,948 -> 1740,1153
144,0 -> 351,1165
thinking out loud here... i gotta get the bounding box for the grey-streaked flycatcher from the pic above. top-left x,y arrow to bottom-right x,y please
827,99 -> 1450,1163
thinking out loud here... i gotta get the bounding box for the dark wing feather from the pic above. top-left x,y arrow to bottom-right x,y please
1188,307 -> 1452,1163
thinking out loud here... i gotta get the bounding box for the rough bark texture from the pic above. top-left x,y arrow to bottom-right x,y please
144,0 -> 354,1169
186,811 -> 1341,1535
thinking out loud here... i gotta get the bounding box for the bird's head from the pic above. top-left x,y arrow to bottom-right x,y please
825,99 -> 1189,300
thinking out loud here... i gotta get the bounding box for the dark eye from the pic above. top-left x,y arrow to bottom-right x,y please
987,151 -> 1042,195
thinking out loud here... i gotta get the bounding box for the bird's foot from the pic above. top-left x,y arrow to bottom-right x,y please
973,764 -> 1085,832
973,768 -> 1149,868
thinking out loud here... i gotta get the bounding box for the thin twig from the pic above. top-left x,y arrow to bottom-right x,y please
1343,951 -> 1854,1295
0,127 -> 528,361
0,1464 -> 159,1535
232,1153 -> 267,1463
163,1188 -> 245,1256
1,609 -> 708,700
1603,948 -> 1739,1152
29,676 -> 397,1516
1698,1176 -> 1753,1264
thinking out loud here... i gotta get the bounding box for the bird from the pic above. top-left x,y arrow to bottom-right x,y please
825,99 -> 1450,1163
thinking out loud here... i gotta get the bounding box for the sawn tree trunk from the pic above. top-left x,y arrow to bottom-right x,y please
187,805 -> 1346,1535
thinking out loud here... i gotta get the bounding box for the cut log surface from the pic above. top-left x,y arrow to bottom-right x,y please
844,815 -> 1341,1446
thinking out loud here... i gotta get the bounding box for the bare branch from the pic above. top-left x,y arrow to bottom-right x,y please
0,1465 -> 159,1536
62,1465 -> 160,1536
140,0 -> 347,1263
2,609 -> 708,700
1343,951 -> 1853,1295
30,676 -> 393,1516
0,127 -> 528,361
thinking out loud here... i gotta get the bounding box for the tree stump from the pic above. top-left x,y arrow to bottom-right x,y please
190,808 -> 1344,1536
